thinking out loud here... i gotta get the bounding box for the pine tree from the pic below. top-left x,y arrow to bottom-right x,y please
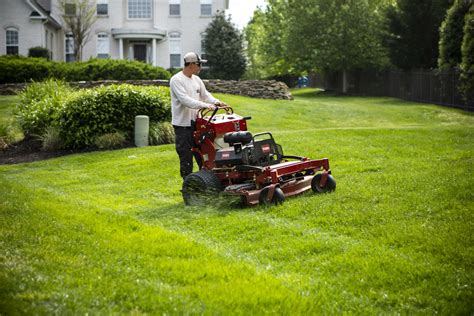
202,11 -> 246,80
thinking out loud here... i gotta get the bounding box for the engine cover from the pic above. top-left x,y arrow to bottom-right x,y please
214,147 -> 244,167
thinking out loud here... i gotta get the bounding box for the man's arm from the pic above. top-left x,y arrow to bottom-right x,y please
171,78 -> 214,109
199,80 -> 228,107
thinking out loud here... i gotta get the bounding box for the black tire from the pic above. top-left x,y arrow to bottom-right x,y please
259,186 -> 285,205
182,170 -> 222,205
311,174 -> 336,193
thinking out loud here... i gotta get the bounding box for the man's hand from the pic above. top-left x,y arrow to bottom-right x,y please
214,101 -> 228,107
205,103 -> 216,110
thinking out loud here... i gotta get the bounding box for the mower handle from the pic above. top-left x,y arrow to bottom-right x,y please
198,105 -> 234,119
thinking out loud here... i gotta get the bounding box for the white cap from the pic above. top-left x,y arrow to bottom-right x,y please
183,52 -> 207,64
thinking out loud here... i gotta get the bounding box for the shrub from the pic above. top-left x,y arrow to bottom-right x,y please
0,55 -> 54,83
37,126 -> 64,151
149,121 -> 175,145
94,132 -> 127,149
59,84 -> 171,148
16,79 -> 72,135
460,7 -> 474,104
28,46 -> 50,59
0,56 -> 171,83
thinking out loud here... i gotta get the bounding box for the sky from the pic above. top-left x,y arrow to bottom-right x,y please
225,0 -> 267,30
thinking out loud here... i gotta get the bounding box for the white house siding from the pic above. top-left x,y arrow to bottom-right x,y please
47,0 -> 228,68
1,0 -> 41,56
1,0 -> 227,68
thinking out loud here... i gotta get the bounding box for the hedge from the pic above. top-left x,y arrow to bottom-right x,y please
0,56 -> 171,84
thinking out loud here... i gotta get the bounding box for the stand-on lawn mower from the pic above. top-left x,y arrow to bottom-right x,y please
182,106 -> 336,206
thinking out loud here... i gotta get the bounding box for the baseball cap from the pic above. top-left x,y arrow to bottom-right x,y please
183,52 -> 207,64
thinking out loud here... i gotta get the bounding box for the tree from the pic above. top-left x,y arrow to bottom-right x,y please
460,5 -> 474,103
202,11 -> 246,80
245,0 -> 390,87
58,0 -> 97,62
385,0 -> 453,69
285,0 -> 389,73
438,0 -> 472,69
244,1 -> 290,79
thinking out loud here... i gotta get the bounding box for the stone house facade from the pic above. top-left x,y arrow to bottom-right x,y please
0,0 -> 228,68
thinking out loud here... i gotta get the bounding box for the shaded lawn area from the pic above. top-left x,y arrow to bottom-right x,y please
1,89 -> 473,314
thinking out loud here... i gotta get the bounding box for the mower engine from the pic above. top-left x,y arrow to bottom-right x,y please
182,106 -> 336,206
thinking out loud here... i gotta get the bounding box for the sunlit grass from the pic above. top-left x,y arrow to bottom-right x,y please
1,90 -> 473,314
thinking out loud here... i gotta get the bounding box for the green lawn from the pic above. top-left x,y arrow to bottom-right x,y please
1,89 -> 473,314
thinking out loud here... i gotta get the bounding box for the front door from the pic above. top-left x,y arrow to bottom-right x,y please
134,44 -> 147,62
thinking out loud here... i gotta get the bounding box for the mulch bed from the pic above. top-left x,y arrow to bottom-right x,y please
0,136 -> 134,165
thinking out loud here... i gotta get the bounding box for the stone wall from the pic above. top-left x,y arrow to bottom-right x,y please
0,79 -> 293,100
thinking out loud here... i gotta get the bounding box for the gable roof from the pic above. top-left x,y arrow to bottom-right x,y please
25,0 -> 61,29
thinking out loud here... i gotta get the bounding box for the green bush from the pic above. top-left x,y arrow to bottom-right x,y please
28,46 -> 50,60
460,7 -> 474,104
0,56 -> 171,83
149,121 -> 175,145
16,79 -> 72,135
0,55 -> 55,83
59,84 -> 171,148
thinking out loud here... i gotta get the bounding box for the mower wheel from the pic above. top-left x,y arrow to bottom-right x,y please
182,170 -> 222,205
311,174 -> 336,193
259,186 -> 285,205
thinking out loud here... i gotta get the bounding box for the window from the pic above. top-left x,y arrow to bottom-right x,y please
128,0 -> 152,19
169,0 -> 180,16
97,33 -> 109,59
65,33 -> 75,62
201,33 -> 207,61
45,30 -> 49,50
169,32 -> 181,68
97,0 -> 108,15
200,0 -> 212,16
50,33 -> 54,59
170,54 -> 181,68
6,28 -> 19,55
65,2 -> 76,15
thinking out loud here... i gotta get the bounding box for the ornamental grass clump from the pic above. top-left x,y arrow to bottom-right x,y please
149,121 -> 175,145
94,132 -> 127,149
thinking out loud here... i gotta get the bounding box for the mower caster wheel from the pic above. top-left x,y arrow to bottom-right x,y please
311,174 -> 336,193
182,170 -> 222,206
259,186 -> 285,206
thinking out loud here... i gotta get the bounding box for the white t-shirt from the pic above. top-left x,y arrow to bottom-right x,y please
170,71 -> 218,127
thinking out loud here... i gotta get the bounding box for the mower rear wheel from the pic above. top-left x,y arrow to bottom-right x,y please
182,170 -> 222,205
259,186 -> 285,205
311,174 -> 336,193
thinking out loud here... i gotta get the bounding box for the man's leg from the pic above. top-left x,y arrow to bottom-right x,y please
174,127 -> 193,179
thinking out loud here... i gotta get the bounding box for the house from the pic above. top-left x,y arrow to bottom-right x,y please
0,0 -> 229,68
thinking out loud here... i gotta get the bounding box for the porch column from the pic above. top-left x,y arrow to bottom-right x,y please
152,38 -> 157,66
119,38 -> 124,60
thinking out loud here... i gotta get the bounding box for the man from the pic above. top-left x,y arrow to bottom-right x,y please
170,52 -> 226,179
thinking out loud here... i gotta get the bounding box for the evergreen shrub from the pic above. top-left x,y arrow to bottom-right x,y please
28,47 -> 50,59
0,56 -> 171,83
